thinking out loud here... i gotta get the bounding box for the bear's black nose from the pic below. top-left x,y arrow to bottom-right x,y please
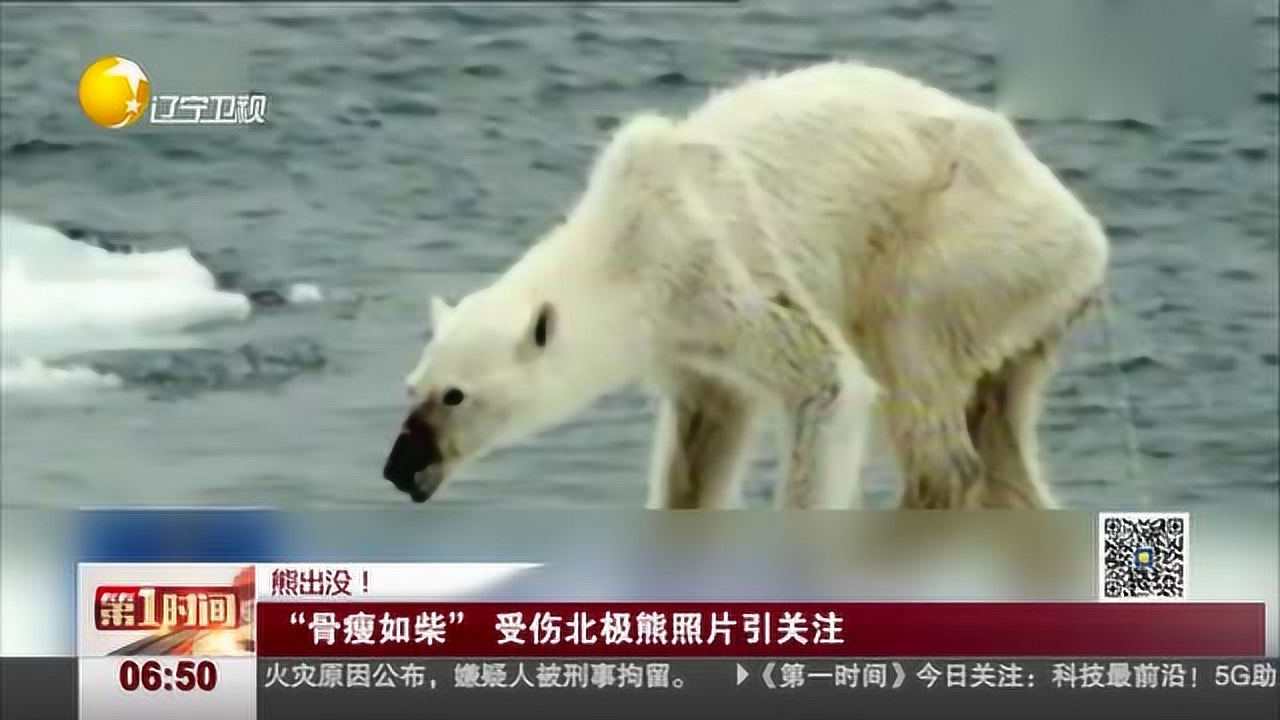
383,412 -> 441,496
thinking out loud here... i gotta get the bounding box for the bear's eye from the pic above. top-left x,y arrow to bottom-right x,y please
441,388 -> 466,407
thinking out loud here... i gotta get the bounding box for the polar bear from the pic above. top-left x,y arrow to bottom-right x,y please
382,61 -> 1108,510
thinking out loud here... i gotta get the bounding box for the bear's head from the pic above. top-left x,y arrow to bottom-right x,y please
383,286 -> 642,503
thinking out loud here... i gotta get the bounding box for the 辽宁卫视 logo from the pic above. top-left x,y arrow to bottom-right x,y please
78,56 -> 150,129
77,55 -> 269,128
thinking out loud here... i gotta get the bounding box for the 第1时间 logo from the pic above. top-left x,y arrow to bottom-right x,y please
78,55 -> 269,129
96,585 -> 246,631
83,566 -> 256,658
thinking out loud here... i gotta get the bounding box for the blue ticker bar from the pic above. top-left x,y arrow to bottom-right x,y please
77,509 -> 284,562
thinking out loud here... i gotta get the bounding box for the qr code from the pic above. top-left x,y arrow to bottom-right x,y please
1098,511 -> 1189,602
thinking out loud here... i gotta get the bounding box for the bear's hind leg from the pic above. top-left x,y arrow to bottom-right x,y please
646,376 -> 756,510
886,397 -> 986,509
964,340 -> 1062,509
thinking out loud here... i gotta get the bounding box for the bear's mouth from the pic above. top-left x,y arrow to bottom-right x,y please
383,413 -> 446,503
409,465 -> 447,503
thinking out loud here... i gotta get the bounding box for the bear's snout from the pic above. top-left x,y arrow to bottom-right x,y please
383,412 -> 444,503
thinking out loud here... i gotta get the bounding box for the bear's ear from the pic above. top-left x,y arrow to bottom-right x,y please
430,296 -> 454,330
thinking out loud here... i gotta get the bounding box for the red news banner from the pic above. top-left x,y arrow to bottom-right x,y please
254,564 -> 1267,658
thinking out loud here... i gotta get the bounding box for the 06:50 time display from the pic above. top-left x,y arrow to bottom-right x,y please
118,659 -> 218,692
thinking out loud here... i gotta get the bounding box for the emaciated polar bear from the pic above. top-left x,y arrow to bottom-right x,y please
383,61 -> 1109,510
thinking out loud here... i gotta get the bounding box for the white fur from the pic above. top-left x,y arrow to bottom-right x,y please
403,61 -> 1108,509
780,352 -> 881,510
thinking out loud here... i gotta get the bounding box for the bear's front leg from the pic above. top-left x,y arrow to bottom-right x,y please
645,373 -> 756,510
773,352 -> 879,509
684,292 -> 879,509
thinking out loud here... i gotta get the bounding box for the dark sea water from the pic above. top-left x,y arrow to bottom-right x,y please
0,2 -> 1276,510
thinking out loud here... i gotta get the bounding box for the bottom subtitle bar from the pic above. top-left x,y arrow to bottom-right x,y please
258,658 -> 1278,720
3,658 -> 1275,720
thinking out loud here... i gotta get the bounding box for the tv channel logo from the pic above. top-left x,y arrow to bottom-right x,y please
78,55 -> 269,129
